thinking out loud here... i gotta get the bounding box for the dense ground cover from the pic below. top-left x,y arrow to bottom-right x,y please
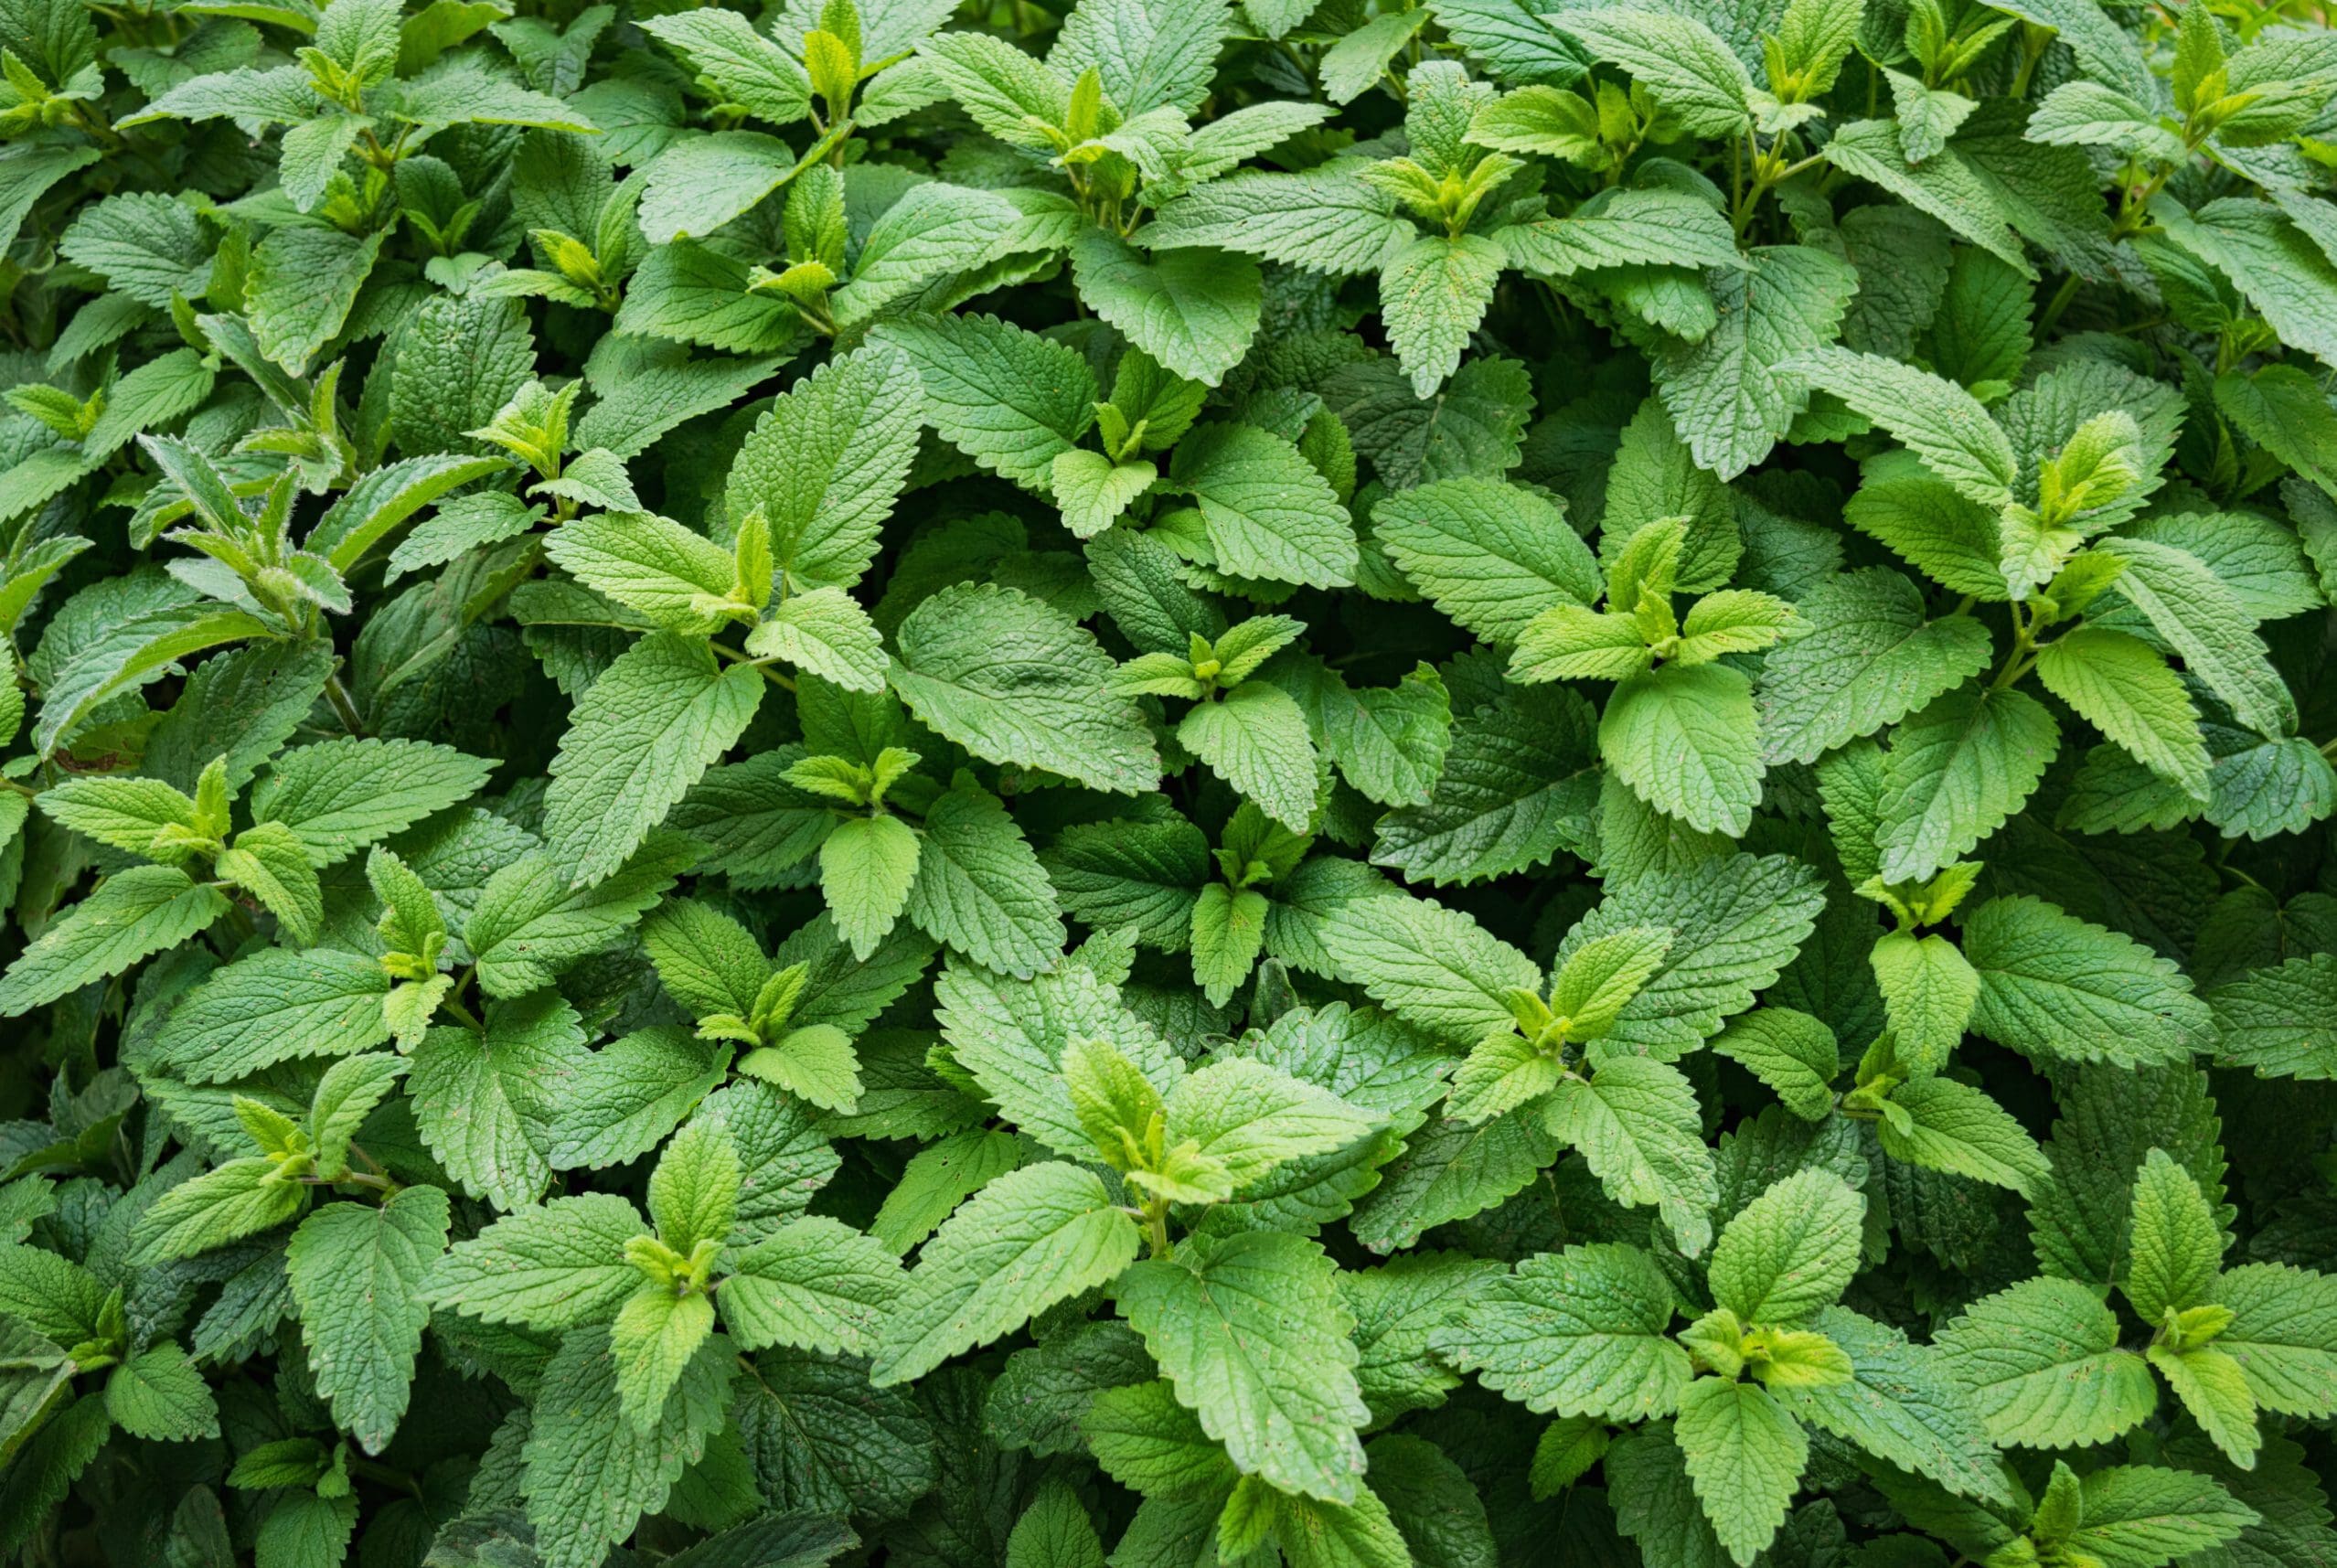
0,0 -> 2333,1562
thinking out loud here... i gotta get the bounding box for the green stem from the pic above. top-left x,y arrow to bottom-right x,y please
2111,161 -> 2178,240
2035,272 -> 2083,338
1990,602 -> 2036,691
348,1456 -> 426,1503
324,667 -> 366,735
714,642 -> 798,690
1141,1194 -> 1172,1260
2010,23 -> 2050,99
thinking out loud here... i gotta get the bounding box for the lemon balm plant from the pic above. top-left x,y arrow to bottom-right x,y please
0,0 -> 2332,1561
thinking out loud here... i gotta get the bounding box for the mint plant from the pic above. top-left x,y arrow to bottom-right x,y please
0,0 -> 2333,1562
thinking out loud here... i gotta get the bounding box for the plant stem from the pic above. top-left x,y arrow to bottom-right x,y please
324,667 -> 366,735
2036,272 -> 2083,337
1142,1194 -> 1172,1260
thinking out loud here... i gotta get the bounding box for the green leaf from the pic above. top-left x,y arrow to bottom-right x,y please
636,132 -> 804,241
648,1117 -> 741,1256
1163,1057 -> 1376,1194
251,737 -> 492,866
307,1052 -> 406,1179
1793,347 -> 2017,509
611,1286 -> 716,1436
2061,1465 -> 2259,1568
286,1189 -> 450,1455
1556,7 -> 1754,136
1869,929 -> 1979,1075
465,833 -> 696,998
521,1324 -> 732,1568
1190,882 -> 1268,1007
872,314 -> 1096,495
103,1342 -> 219,1443
408,992 -> 586,1213
1084,1378 -> 1233,1497
818,814 -> 920,962
1169,422 -> 1359,590
1502,187 -> 1744,278
615,242 -> 800,354
547,1027 -> 731,1170
2125,1147 -> 2226,1323
422,1192 -> 647,1328
1115,1229 -> 1370,1503
2216,364 -> 2337,506
1288,658 -> 1454,810
1819,120 -> 2032,279
132,1158 -> 307,1265
34,604 -> 271,759
0,867 -> 227,1017
1877,1076 -> 2050,1195
1546,1057 -> 1718,1256
724,343 -> 924,593
246,226 -> 381,376
1709,1168 -> 1863,1326
1936,1276 -> 2158,1449
1607,1424 -> 1732,1568
2161,199 -> 2337,375
2214,1262 -> 2337,1419
919,30 -> 1071,148
1071,232 -> 1261,388
2094,536 -> 2293,741
1003,1479 -> 1109,1568
1318,892 -> 1541,1045
1550,923 -> 1673,1041
890,583 -> 1160,795
1554,853 -> 1826,1059
1379,233 -> 1504,399
1601,661 -> 1766,837
1146,171 -> 1408,276
1711,1009 -> 1840,1121
1756,570 -> 1994,766
153,948 -> 392,1083
1179,682 -> 1318,832
1372,684 -> 1599,886
1427,1241 -> 1691,1420
1051,450 -> 1158,539
833,183 -> 1020,329
2035,627 -> 2211,801
2213,955 -> 2337,1080
1776,1306 -> 2010,1504
1648,245 -> 1858,481
1673,1378 -> 1808,1566
636,11 -> 808,123
869,1161 -> 1138,1385
720,1215 -> 904,1356
1874,683 -> 2058,884
542,633 -> 763,889
903,776 -> 1063,978
544,511 -> 738,635
1371,477 -> 1600,645
1963,895 -> 2210,1068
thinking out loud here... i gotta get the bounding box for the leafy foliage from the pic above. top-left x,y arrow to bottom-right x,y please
0,0 -> 2331,1562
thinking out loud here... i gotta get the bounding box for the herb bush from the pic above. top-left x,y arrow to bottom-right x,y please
1,0 -> 2336,1560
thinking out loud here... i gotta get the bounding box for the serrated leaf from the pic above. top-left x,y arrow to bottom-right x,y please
1546,1057 -> 1718,1256
1936,1276 -> 2158,1448
1115,1229 -> 1370,1503
286,1189 -> 449,1455
870,1161 -> 1137,1385
1427,1241 -> 1690,1420
542,633 -> 763,889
